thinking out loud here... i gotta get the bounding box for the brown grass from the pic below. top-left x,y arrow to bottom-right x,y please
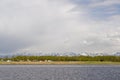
0,61 -> 120,65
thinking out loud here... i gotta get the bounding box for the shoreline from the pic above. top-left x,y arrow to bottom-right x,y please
0,61 -> 120,65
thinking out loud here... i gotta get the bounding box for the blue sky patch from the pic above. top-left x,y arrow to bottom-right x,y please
71,0 -> 120,20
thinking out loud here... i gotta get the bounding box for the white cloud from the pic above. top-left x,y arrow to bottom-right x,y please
0,0 -> 120,54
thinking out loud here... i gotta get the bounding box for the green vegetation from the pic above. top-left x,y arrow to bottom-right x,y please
0,56 -> 120,62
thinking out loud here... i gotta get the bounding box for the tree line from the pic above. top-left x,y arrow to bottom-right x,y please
1,56 -> 120,62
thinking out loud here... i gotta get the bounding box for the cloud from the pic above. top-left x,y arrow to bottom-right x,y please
0,0 -> 120,54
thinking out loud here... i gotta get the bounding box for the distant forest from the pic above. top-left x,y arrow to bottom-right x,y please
1,56 -> 120,62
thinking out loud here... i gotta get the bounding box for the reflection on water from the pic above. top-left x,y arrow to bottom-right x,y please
0,65 -> 120,80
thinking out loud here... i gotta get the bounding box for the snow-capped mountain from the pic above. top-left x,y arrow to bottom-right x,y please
0,52 -> 120,57
114,52 -> 120,56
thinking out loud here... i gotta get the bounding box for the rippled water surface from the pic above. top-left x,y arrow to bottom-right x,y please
0,65 -> 120,80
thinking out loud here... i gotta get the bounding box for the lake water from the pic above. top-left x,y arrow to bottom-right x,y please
0,65 -> 120,80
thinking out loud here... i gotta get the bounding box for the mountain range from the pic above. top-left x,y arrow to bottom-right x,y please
0,52 -> 120,58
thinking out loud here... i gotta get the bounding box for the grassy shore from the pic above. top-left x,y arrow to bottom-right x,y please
0,61 -> 120,65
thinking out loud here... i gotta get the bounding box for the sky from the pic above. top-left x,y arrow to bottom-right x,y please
0,0 -> 120,54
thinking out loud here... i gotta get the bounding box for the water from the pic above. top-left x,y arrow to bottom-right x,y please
0,65 -> 120,80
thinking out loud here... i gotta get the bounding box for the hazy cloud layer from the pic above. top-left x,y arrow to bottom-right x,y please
0,0 -> 120,54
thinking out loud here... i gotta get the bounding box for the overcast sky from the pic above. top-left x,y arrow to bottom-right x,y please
0,0 -> 120,54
